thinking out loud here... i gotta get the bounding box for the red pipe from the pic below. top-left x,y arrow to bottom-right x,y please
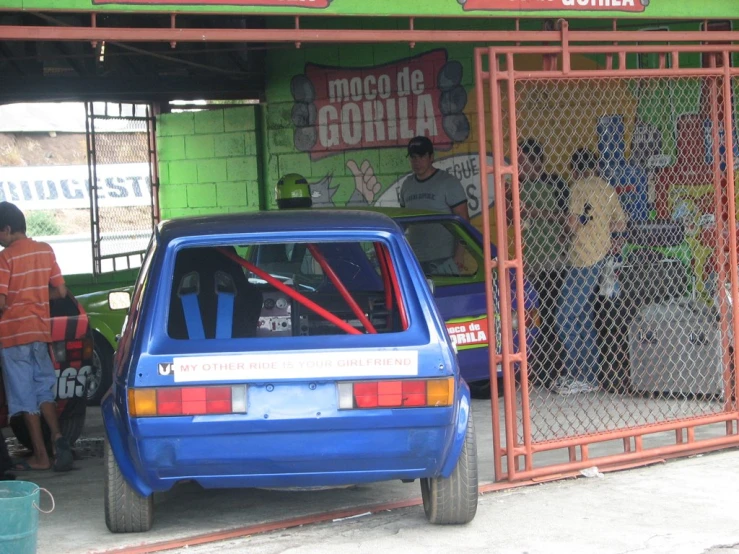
4,24 -> 739,44
373,242 -> 393,313
306,244 -> 376,334
216,247 -> 361,336
722,54 -> 739,411
380,246 -> 408,330
474,46 -> 503,483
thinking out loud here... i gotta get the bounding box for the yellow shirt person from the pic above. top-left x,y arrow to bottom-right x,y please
568,175 -> 627,268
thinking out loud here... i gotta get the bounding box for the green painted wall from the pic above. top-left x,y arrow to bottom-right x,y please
5,0 -> 739,20
157,106 -> 262,219
263,42 -> 481,211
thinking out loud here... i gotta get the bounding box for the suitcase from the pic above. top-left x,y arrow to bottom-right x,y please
628,298 -> 724,396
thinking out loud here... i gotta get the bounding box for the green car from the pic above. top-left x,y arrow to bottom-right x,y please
75,287 -> 132,405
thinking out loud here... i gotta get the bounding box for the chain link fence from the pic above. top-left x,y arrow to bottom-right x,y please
87,102 -> 154,274
499,76 -> 736,443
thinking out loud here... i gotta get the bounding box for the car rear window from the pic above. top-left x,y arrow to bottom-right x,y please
166,240 -> 409,340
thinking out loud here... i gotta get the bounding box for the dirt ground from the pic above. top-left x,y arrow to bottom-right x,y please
1,132 -> 152,236
0,132 -> 148,166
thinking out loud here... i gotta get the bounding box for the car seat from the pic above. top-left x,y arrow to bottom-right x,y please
168,246 -> 263,340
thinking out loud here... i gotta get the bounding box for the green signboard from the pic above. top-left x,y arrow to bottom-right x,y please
4,0 -> 739,19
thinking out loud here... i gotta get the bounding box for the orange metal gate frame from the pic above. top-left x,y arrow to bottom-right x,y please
1,15 -> 739,483
475,22 -> 739,482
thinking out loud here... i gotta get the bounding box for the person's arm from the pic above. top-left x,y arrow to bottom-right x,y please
49,283 -> 67,300
0,256 -> 9,315
451,201 -> 470,221
398,179 -> 407,208
567,183 -> 585,234
446,175 -> 470,221
48,251 -> 66,300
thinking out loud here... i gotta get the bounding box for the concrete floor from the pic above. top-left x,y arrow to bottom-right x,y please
3,388 -> 734,554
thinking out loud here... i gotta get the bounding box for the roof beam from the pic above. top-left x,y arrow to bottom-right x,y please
0,74 -> 263,103
0,26 -> 739,44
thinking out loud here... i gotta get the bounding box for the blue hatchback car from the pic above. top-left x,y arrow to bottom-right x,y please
103,210 -> 478,532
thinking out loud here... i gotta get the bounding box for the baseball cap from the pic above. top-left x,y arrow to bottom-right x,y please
407,136 -> 434,157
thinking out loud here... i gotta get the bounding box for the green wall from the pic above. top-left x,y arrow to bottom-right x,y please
157,106 -> 262,219
6,0 -> 739,20
262,42 -> 479,210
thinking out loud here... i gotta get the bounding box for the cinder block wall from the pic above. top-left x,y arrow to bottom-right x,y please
157,106 -> 261,219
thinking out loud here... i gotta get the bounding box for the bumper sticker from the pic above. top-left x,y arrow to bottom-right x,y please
171,351 -> 419,383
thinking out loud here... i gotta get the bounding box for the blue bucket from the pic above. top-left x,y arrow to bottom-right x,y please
0,481 -> 47,554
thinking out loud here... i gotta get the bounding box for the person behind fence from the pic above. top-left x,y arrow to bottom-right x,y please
518,138 -> 570,388
553,149 -> 627,395
0,201 -> 74,471
400,136 -> 470,275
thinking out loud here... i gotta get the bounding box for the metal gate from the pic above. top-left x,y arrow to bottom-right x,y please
85,101 -> 159,275
475,25 -> 739,482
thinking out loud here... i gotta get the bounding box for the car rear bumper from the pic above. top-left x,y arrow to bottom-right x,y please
105,401 -> 465,494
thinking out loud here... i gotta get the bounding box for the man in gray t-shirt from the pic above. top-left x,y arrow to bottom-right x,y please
399,136 -> 469,273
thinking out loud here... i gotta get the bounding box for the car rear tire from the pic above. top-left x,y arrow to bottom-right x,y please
87,335 -> 114,406
104,438 -> 153,533
10,407 -> 86,455
420,413 -> 478,524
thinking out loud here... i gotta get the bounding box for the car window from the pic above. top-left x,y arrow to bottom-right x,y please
399,220 -> 481,280
115,235 -> 156,374
167,240 -> 408,340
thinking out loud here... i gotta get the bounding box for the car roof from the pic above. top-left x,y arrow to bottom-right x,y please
157,209 -> 404,242
349,207 -> 452,219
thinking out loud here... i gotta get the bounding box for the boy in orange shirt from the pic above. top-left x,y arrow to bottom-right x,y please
0,202 -> 72,472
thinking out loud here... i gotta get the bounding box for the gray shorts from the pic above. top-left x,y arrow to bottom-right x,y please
1,342 -> 56,417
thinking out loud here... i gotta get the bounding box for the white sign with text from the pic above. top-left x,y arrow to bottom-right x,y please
172,351 -> 420,382
0,163 -> 152,211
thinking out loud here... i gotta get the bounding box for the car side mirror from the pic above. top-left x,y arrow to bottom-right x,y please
108,291 -> 131,311
426,278 -> 436,294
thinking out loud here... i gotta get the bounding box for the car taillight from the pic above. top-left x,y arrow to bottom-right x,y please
337,378 -> 454,410
128,385 -> 248,417
54,336 -> 94,365
66,340 -> 83,362
82,336 -> 94,360
51,341 -> 67,363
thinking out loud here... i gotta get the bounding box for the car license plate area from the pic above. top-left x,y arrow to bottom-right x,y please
247,382 -> 337,419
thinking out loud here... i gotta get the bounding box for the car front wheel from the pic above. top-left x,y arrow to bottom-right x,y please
420,413 -> 478,524
104,438 -> 153,533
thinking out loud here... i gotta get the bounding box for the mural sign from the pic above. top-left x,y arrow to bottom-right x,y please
291,50 -> 469,159
459,0 -> 648,12
10,0 -> 734,18
93,0 -> 331,5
